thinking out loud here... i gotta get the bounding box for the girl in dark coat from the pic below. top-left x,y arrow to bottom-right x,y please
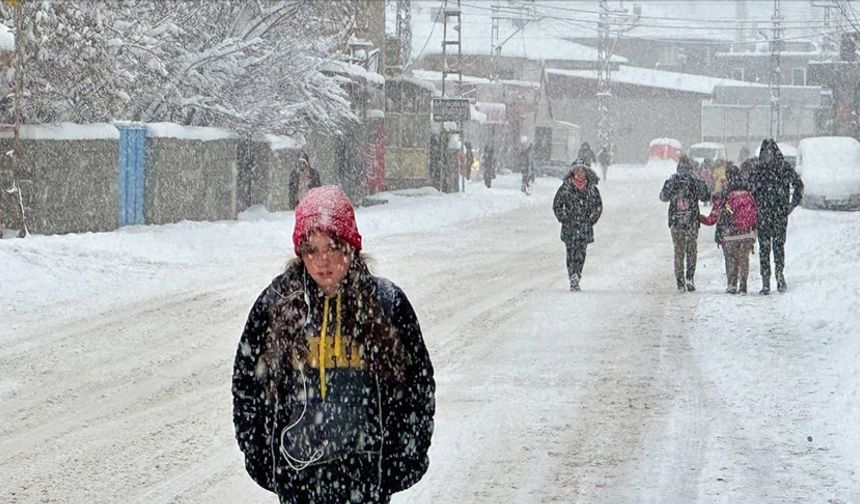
232,186 -> 435,504
553,163 -> 603,291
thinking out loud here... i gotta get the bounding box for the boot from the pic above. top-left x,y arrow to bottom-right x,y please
676,277 -> 685,292
739,280 -> 747,295
685,279 -> 696,292
726,285 -> 738,294
570,274 -> 581,292
776,272 -> 787,293
760,276 -> 770,295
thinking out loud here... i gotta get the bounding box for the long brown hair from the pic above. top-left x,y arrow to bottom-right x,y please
262,252 -> 405,400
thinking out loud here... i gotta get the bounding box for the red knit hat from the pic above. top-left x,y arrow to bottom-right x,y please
293,185 -> 362,252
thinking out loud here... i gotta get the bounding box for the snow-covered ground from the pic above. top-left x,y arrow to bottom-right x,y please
2,166 -> 859,503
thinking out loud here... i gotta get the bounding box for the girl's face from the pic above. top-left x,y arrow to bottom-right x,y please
299,232 -> 353,296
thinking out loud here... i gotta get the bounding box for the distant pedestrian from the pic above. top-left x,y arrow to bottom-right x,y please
464,142 -> 474,182
738,144 -> 751,164
553,163 -> 603,291
288,151 -> 321,209
482,145 -> 496,188
660,155 -> 711,292
751,139 -> 804,294
699,163 -> 758,294
577,142 -> 596,167
520,137 -> 534,194
597,143 -> 613,181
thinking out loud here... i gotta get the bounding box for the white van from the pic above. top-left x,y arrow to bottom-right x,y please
687,142 -> 727,165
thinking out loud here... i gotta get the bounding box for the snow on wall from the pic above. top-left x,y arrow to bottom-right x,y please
146,123 -> 237,141
0,123 -> 121,140
263,133 -> 307,151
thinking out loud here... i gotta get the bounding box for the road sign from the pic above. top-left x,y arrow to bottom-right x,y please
432,97 -> 471,122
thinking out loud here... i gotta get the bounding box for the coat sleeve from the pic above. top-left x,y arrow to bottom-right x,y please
699,196 -> 721,226
310,168 -> 322,189
381,287 -> 436,495
788,167 -> 804,212
659,177 -> 675,202
232,288 -> 276,493
696,178 -> 712,202
589,186 -> 603,225
553,185 -> 570,222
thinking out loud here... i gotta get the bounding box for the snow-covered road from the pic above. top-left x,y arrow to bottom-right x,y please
2,167 -> 859,503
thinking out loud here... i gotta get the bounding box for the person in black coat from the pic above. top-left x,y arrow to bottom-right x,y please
660,155 -> 711,292
232,186 -> 435,504
577,142 -> 596,167
482,145 -> 496,188
288,151 -> 322,209
751,139 -> 804,294
553,163 -> 603,291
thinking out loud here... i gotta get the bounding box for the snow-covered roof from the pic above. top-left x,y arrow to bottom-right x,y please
547,65 -> 763,95
0,24 -> 13,52
690,142 -> 726,150
322,60 -> 385,87
391,74 -> 439,95
262,133 -> 306,151
517,1 -> 824,43
0,123 -> 120,140
650,138 -> 682,148
411,69 -> 539,89
366,109 -> 385,120
411,2 -> 626,63
146,123 -> 237,141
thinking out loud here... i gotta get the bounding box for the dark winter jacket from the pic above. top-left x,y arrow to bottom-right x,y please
660,159 -> 711,231
288,166 -> 322,209
553,172 -> 603,244
751,140 -> 803,239
232,259 -> 435,503
482,148 -> 496,181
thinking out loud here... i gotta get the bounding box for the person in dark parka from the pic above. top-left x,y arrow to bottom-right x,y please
553,163 -> 602,291
482,145 -> 496,188
232,186 -> 435,504
751,139 -> 803,294
660,155 -> 711,292
288,151 -> 321,209
577,142 -> 597,167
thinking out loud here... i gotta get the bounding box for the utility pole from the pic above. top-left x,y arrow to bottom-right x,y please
395,0 -> 412,72
596,1 -> 639,160
596,0 -> 611,156
441,0 -> 463,98
769,0 -> 783,139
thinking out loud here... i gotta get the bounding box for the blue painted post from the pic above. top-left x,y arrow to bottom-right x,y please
116,124 -> 147,226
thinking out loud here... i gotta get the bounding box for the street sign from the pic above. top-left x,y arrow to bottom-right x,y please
432,97 -> 471,122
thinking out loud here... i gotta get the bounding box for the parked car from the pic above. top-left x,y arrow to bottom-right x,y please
533,119 -> 581,178
649,138 -> 682,162
687,142 -> 727,165
755,142 -> 799,169
797,136 -> 860,211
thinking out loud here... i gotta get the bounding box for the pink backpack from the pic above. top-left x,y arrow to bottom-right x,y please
726,191 -> 757,232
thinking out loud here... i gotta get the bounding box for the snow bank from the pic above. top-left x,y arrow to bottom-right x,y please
0,24 -> 13,52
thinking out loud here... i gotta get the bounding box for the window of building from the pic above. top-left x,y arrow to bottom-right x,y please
730,68 -> 745,81
791,68 -> 806,86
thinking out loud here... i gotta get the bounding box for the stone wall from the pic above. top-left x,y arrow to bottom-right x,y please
144,136 -> 239,225
0,136 -> 118,235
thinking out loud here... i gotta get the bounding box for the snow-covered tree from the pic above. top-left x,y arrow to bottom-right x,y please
1,0 -> 360,135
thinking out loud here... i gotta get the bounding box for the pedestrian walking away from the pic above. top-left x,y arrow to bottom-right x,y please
482,145 -> 496,189
288,151 -> 321,209
577,142 -> 596,167
751,139 -> 803,294
520,137 -> 534,194
553,163 -> 603,291
699,163 -> 758,294
660,155 -> 711,292
232,186 -> 436,504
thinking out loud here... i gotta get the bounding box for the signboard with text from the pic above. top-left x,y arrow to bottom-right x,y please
432,97 -> 471,122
